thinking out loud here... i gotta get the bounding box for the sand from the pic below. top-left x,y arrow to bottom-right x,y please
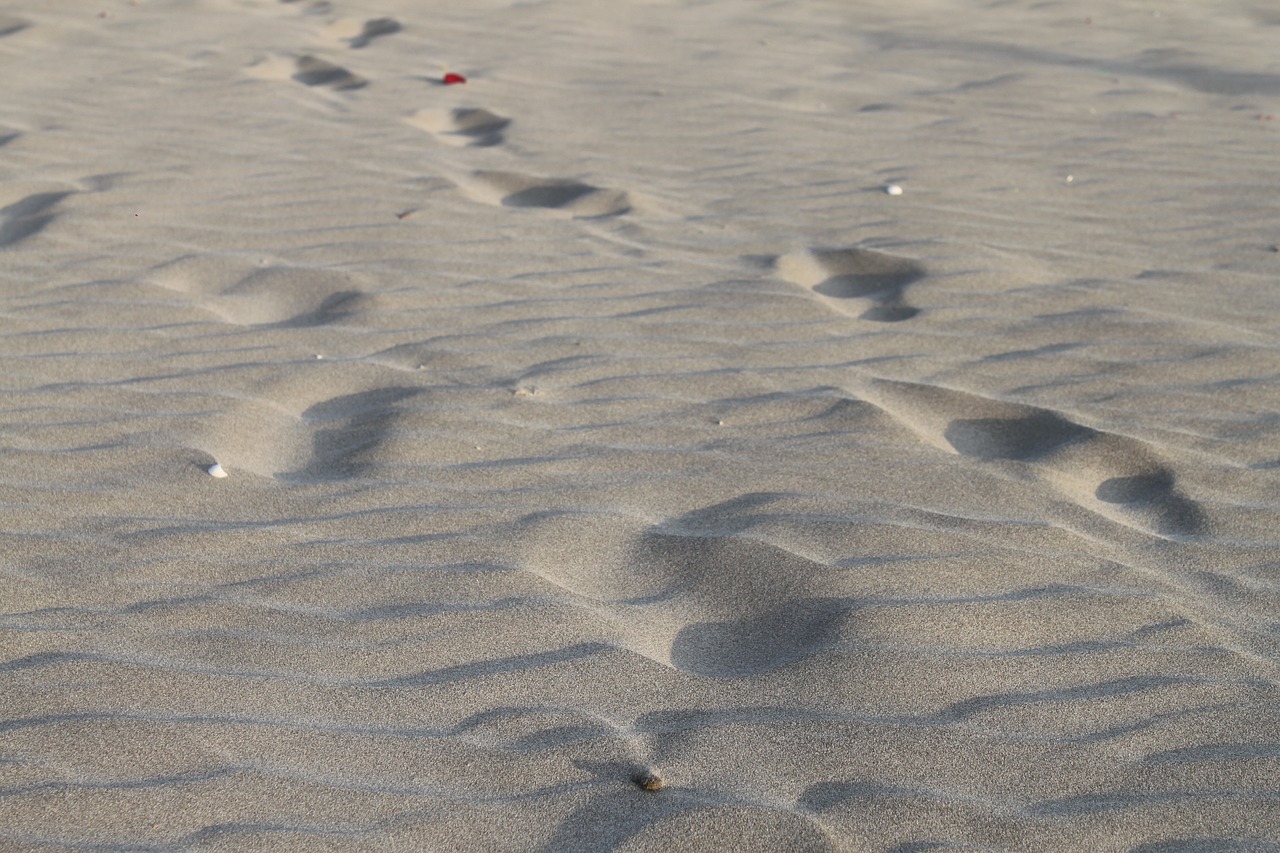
3,0 -> 1280,850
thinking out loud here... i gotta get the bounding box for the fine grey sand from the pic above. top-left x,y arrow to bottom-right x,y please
3,0 -> 1280,850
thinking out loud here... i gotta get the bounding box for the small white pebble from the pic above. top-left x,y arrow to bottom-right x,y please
1065,175 -> 1074,183
207,462 -> 227,478
315,354 -> 324,360
885,184 -> 903,196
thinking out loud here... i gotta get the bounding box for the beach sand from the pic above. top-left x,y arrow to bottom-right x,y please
3,0 -> 1280,849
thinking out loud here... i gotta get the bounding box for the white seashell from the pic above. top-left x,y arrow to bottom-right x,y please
885,184 -> 904,196
207,462 -> 228,478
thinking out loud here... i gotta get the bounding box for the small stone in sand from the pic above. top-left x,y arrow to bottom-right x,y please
632,771 -> 664,792
885,184 -> 903,196
207,462 -> 227,478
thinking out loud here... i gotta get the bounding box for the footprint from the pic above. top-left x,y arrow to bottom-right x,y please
515,500 -> 854,677
0,191 -> 71,248
292,387 -> 420,480
942,410 -> 1093,461
292,55 -> 367,90
458,171 -> 631,218
346,17 -> 400,48
0,15 -> 27,37
669,595 -> 851,677
147,255 -> 374,327
774,247 -> 924,321
408,108 -> 510,147
279,0 -> 333,12
861,379 -> 1205,537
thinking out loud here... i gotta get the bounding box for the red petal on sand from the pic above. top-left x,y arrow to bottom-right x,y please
443,72 -> 467,85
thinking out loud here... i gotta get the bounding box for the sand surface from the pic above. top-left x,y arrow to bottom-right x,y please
3,0 -> 1280,850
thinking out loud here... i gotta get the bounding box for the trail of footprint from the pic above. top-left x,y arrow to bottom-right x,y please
456,171 -> 631,218
408,108 -> 511,147
774,247 -> 924,322
0,192 -> 72,248
147,255 -> 374,328
859,379 -> 1205,537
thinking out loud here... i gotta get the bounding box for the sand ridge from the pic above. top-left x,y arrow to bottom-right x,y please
2,0 -> 1280,850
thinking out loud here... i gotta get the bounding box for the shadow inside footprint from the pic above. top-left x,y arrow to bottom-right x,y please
293,55 -> 367,90
447,109 -> 510,146
1096,471 -> 1205,535
503,183 -> 598,209
293,387 -> 419,480
468,171 -> 630,217
0,191 -> 71,247
408,108 -> 510,147
276,290 -> 365,328
799,780 -> 913,812
1096,470 -> 1174,503
670,597 -> 851,677
348,17 -> 400,48
0,16 -> 28,37
945,413 -> 1093,461
280,0 -> 332,11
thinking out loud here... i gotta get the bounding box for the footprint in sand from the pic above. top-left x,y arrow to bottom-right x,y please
456,170 -> 631,218
344,17 -> 401,49
146,255 -> 375,328
0,191 -> 72,248
515,499 -> 853,677
408,108 -> 511,147
292,55 -> 368,90
860,379 -> 1205,537
246,54 -> 368,91
774,247 -> 924,322
278,0 -> 333,13
291,387 -> 421,480
0,15 -> 28,37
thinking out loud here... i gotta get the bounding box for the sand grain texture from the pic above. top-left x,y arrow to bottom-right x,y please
3,0 -> 1280,850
